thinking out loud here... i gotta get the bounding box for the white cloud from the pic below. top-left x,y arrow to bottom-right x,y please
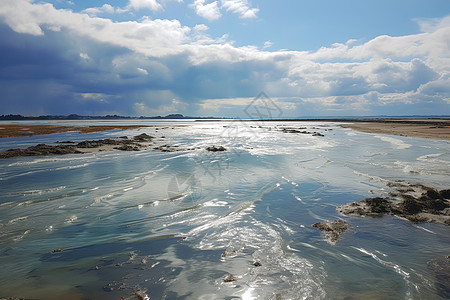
221,0 -> 258,19
134,98 -> 188,115
83,4 -> 115,16
191,24 -> 231,45
137,67 -> 149,75
80,93 -> 111,103
79,52 -> 90,60
191,0 -> 258,20
0,0 -> 192,56
194,24 -> 209,31
128,0 -> 163,11
263,40 -> 273,49
415,15 -> 450,33
192,0 -> 221,21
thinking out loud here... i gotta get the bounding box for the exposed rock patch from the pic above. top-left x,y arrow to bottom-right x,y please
153,144 -> 198,152
206,145 -> 227,152
114,145 -> 141,151
312,220 -> 349,243
221,248 -> 237,258
223,273 -> 237,282
0,144 -> 83,158
338,182 -> 450,225
133,133 -> 154,142
0,135 -> 152,158
280,127 -> 324,137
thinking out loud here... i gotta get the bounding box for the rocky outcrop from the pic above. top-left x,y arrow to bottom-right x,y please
280,127 -> 324,137
0,134 -> 153,158
133,133 -> 154,142
152,144 -> 198,152
223,273 -> 237,282
206,146 -> 226,152
312,220 -> 349,243
0,144 -> 83,158
338,182 -> 450,225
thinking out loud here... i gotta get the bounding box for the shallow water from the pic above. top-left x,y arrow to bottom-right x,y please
0,120 -> 449,299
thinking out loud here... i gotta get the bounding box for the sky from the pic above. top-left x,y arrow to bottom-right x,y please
0,0 -> 450,117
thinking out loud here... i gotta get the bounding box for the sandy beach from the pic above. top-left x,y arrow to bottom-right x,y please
340,119 -> 450,140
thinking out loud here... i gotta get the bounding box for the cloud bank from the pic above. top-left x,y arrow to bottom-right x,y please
0,0 -> 449,117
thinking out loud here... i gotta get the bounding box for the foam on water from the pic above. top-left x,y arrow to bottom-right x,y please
374,135 -> 412,150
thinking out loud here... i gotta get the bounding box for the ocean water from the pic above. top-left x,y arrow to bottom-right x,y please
0,120 -> 449,300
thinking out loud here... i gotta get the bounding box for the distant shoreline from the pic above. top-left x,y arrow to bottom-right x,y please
0,118 -> 449,140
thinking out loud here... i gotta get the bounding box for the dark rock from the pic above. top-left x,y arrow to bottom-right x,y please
364,197 -> 392,214
253,261 -> 262,267
206,146 -> 226,152
440,189 -> 450,199
0,137 -> 148,158
398,197 -> 424,215
56,140 -> 75,143
76,139 -> 124,148
114,145 -> 141,151
223,273 -> 237,282
282,128 -> 310,134
425,189 -> 443,200
221,249 -> 237,258
133,291 -> 148,300
133,133 -> 154,142
425,198 -> 449,212
340,197 -> 394,217
338,181 -> 450,225
281,128 -> 324,136
312,220 -> 349,243
282,128 -> 303,133
153,145 -> 177,152
405,215 -> 430,224
0,144 -> 83,158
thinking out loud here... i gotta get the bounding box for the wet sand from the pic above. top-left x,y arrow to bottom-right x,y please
0,124 -> 152,138
340,119 -> 450,140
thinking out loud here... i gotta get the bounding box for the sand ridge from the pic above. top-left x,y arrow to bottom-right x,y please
0,124 -> 154,138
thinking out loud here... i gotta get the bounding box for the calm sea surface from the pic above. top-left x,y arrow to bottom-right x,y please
0,120 -> 449,299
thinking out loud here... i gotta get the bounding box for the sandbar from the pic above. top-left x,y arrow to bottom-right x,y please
340,119 -> 450,140
0,124 -> 153,138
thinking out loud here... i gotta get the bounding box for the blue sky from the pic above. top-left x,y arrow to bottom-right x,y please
0,0 -> 450,117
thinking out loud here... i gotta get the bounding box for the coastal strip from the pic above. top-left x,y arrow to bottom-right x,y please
340,119 -> 450,140
1,119 -> 449,140
0,124 -> 153,138
256,118 -> 450,140
0,133 -> 155,158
